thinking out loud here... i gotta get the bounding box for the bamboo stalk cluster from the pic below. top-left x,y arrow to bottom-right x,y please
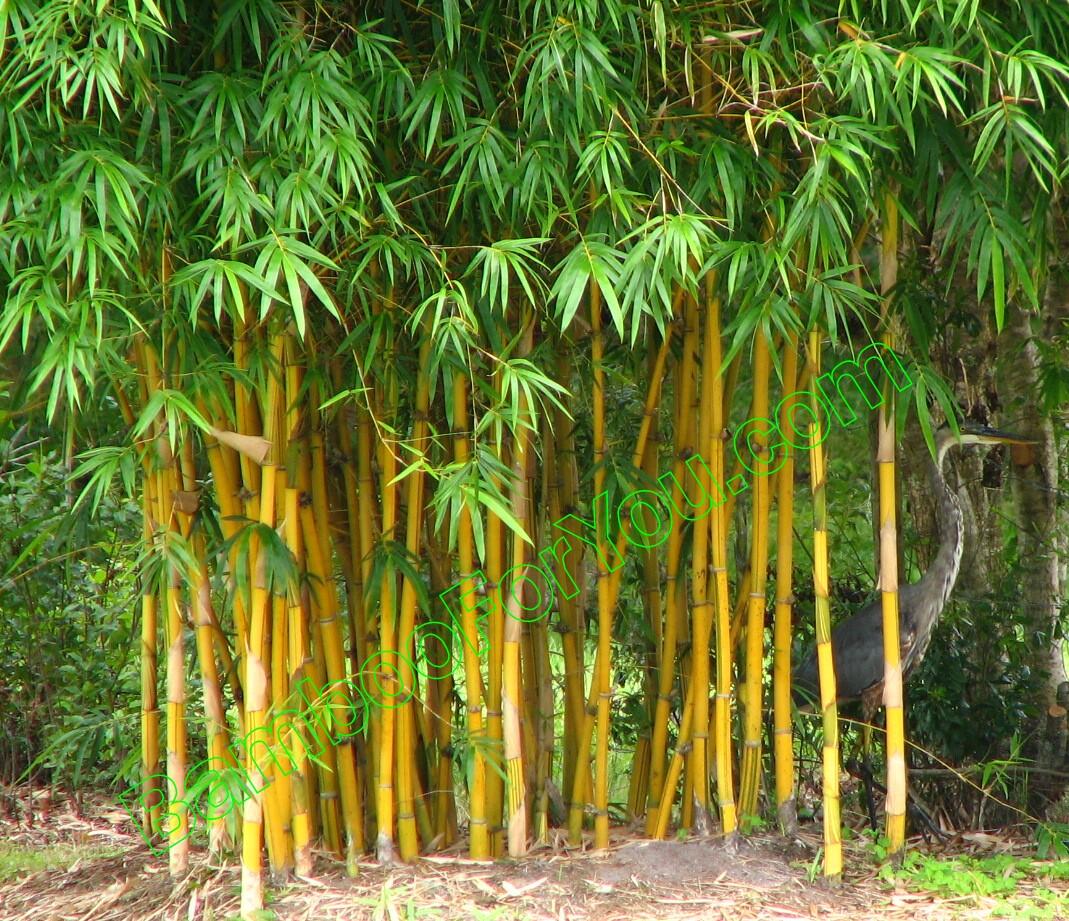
117,298 -> 916,916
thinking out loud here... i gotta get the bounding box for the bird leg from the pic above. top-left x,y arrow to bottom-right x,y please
859,696 -> 881,832
845,758 -> 948,843
846,755 -> 879,832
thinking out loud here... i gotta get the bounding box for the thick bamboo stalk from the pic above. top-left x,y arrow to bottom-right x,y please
143,342 -> 190,877
451,373 -> 489,857
808,331 -> 842,879
180,442 -> 236,854
374,364 -> 400,863
653,678 -> 696,840
567,330 -> 670,842
240,327 -> 286,915
707,280 -> 736,836
395,334 -> 432,860
879,190 -> 907,852
550,352 -> 584,810
772,333 -> 800,834
299,515 -> 343,857
301,477 -> 365,866
646,304 -> 695,835
503,315 -> 534,856
424,523 -> 457,846
738,331 -> 773,819
283,472 -> 314,875
160,461 -> 188,877
139,483 -> 162,837
484,468 -> 506,857
690,285 -> 718,819
282,344 -> 314,874
355,400 -> 380,846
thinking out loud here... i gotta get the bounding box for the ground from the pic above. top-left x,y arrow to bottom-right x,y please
1,790 -> 1066,920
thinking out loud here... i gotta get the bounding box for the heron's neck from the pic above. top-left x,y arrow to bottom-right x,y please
917,443 -> 964,622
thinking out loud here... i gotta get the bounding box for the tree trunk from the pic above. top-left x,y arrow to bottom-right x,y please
997,206 -> 1069,812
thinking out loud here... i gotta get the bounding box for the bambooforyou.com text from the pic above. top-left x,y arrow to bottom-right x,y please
122,342 -> 913,853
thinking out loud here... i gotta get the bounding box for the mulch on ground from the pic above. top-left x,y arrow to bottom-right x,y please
0,789 -> 1064,921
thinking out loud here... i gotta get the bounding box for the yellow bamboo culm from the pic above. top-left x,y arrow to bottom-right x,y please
633,351 -> 662,823
570,327 -> 670,840
375,355 -> 400,864
690,287 -> 716,820
502,314 -> 535,856
549,354 -> 585,811
484,450 -> 506,857
180,442 -> 236,854
139,481 -> 162,838
878,189 -> 907,853
645,300 -> 692,836
239,326 -> 286,916
395,334 -> 432,861
772,333 -> 800,834
143,340 -> 190,877
707,281 -> 736,836
738,330 -> 772,819
807,331 -> 842,880
452,374 -> 490,858
653,680 -> 695,840
589,275 -> 613,851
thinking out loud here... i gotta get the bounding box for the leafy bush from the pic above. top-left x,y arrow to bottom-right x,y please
0,429 -> 142,791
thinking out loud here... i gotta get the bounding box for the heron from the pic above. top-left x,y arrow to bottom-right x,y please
792,421 -> 1031,825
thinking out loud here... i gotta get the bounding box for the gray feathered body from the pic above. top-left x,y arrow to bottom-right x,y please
793,434 -> 964,711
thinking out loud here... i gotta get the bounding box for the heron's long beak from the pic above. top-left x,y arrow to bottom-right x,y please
959,423 -> 1035,445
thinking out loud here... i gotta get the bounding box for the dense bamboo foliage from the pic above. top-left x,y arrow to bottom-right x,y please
2,0 -> 1069,916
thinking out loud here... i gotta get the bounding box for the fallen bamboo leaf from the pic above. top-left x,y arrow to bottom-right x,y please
500,877 -> 547,897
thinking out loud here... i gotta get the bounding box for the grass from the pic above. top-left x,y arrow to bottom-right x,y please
0,841 -> 122,884
877,850 -> 1069,919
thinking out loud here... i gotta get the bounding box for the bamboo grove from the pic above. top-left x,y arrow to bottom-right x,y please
1,1 -> 1068,917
